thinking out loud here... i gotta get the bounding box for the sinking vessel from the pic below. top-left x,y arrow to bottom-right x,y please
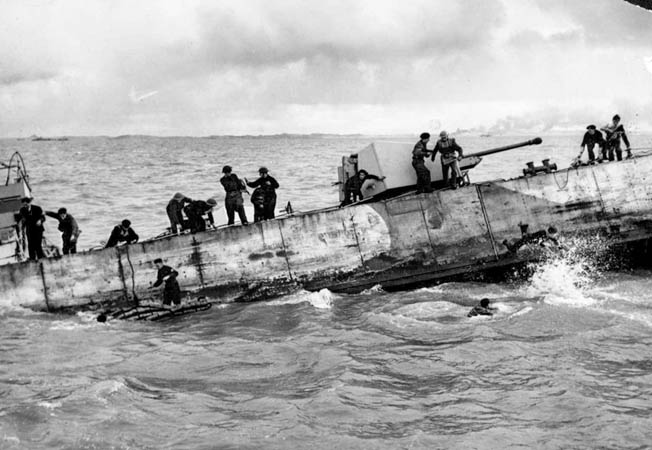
1,138 -> 652,313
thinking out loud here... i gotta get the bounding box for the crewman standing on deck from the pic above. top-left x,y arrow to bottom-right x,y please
600,114 -> 631,161
245,167 -> 279,221
166,192 -> 191,234
412,132 -> 433,193
220,166 -> 249,226
431,131 -> 464,189
18,197 -> 46,260
45,207 -> 81,254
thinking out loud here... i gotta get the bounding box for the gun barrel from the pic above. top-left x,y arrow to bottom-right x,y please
467,137 -> 543,158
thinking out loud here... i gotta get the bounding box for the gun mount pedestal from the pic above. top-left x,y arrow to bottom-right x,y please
523,159 -> 557,176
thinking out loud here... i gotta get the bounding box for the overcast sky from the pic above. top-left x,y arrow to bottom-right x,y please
1,0 -> 652,136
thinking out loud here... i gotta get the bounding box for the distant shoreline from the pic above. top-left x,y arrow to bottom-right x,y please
6,129 -> 651,140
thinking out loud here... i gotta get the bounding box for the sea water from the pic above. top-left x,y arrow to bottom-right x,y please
1,134 -> 652,449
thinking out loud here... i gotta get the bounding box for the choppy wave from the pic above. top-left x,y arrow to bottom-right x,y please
3,135 -> 652,449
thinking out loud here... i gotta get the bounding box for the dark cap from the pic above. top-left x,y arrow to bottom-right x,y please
121,219 -> 131,228
419,132 -> 430,140
153,258 -> 163,264
222,165 -> 232,174
258,166 -> 268,174
480,298 -> 490,307
586,124 -> 596,130
57,207 -> 67,214
613,114 -> 620,121
21,196 -> 32,203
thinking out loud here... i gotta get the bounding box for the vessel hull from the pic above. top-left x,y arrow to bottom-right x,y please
2,156 -> 651,312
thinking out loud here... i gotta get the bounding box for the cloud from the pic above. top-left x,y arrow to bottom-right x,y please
0,68 -> 57,86
2,0 -> 652,136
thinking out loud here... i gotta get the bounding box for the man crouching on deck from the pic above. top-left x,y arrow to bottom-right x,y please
151,258 -> 181,307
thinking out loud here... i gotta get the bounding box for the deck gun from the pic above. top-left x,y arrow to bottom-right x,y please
339,137 -> 543,200
455,137 -> 543,184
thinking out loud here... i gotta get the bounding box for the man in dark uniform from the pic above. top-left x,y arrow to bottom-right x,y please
220,165 -> 249,225
105,219 -> 139,248
166,192 -> 191,234
412,132 -> 433,193
340,169 -> 385,206
601,114 -> 631,161
45,207 -> 81,254
431,131 -> 464,189
249,187 -> 266,222
151,258 -> 181,306
467,298 -> 496,317
245,167 -> 279,220
578,125 -> 605,164
18,197 -> 46,260
183,198 -> 217,232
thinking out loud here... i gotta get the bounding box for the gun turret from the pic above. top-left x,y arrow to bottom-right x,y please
338,137 -> 544,201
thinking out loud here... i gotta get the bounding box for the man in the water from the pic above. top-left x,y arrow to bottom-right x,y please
467,298 -> 496,317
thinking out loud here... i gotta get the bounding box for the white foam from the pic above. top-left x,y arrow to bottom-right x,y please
267,289 -> 334,309
526,254 -> 596,308
508,305 -> 533,318
37,401 -> 62,410
360,284 -> 384,295
49,320 -> 95,331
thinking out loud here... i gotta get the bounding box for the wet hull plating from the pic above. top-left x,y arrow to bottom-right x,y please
2,155 -> 651,311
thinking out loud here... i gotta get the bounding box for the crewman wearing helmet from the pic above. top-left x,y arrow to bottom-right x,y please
432,131 -> 464,189
183,198 -> 218,233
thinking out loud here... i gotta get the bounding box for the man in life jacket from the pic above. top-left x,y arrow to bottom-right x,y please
432,131 -> 464,189
412,132 -> 434,193
600,114 -> 631,161
220,165 -> 249,226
